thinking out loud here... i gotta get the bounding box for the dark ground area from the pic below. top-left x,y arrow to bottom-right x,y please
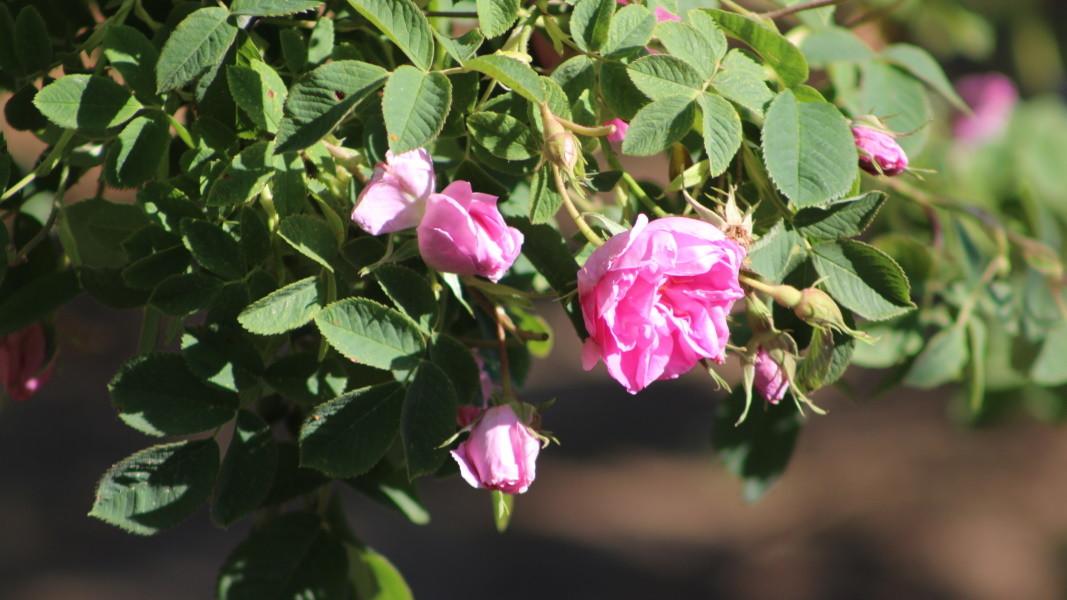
2,297 -> 1066,600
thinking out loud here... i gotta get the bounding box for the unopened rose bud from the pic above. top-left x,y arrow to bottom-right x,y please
753,347 -> 788,403
540,103 -> 578,170
794,287 -> 847,329
852,126 -> 908,176
604,118 -> 628,143
451,404 -> 540,494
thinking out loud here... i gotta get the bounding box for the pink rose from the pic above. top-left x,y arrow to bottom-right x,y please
753,347 -> 788,403
616,0 -> 680,22
351,148 -> 435,235
0,323 -> 53,401
578,215 -> 745,394
852,126 -> 908,176
451,405 -> 540,494
604,118 -> 629,143
417,181 -> 524,282
953,73 -> 1018,144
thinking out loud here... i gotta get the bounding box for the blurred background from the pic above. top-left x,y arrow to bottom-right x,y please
4,0 -> 1067,598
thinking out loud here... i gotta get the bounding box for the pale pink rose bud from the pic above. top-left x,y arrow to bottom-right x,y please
0,323 -> 53,401
578,215 -> 746,394
852,126 -> 908,176
351,148 -> 435,235
417,181 -> 524,282
604,118 -> 629,143
451,405 -> 540,494
953,73 -> 1018,144
753,347 -> 788,403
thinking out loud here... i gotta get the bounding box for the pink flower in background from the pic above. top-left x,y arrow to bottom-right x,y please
351,149 -> 435,235
604,118 -> 629,143
417,181 -> 524,282
0,323 -> 53,401
953,73 -> 1018,144
616,0 -> 680,22
852,127 -> 908,176
578,215 -> 746,394
456,406 -> 484,428
472,349 -> 493,403
452,405 -> 540,494
753,348 -> 788,403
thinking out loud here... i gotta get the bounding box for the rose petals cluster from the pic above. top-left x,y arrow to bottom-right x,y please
753,347 -> 788,403
578,215 -> 746,394
0,323 -> 53,401
603,118 -> 629,143
953,73 -> 1018,144
852,126 -> 908,176
452,405 -> 540,494
351,150 -> 523,282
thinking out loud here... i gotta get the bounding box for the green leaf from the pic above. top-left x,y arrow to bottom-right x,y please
279,215 -> 338,270
13,6 -> 51,76
621,95 -> 695,157
347,545 -> 415,600
344,458 -> 429,525
698,93 -> 742,177
239,206 -> 271,267
182,323 -> 266,392
279,28 -> 308,73
373,264 -> 437,332
713,388 -> 801,502
882,43 -> 968,112
627,54 -> 705,101
402,361 -> 458,478
122,246 -> 191,290
0,5 -> 19,75
466,111 -> 540,160
306,17 -> 334,68
571,0 -> 615,53
77,267 -> 150,309
205,142 -> 274,206
238,276 -> 323,335
761,90 -> 857,208
156,7 -> 238,93
905,325 -> 969,388
227,62 -> 287,133
464,55 -> 545,104
709,49 -> 773,116
529,167 -> 563,224
603,3 -> 656,58
1030,321 -> 1067,386
656,18 -> 726,80
181,219 -> 246,281
747,222 -> 807,285
346,0 -> 434,71
299,383 -> 405,477
90,439 -> 219,535
798,26 -> 873,68
265,353 -> 350,406
109,353 -> 239,437
845,60 -> 931,157
275,60 -> 388,153
217,512 -> 348,600
701,9 -> 808,88
149,272 -> 223,316
599,60 -> 646,121
794,191 -> 887,240
271,152 -> 308,218
212,410 -> 279,528
104,112 -> 170,189
315,298 -> 425,371
104,25 -> 160,99
435,29 -> 484,64
231,0 -> 323,16
428,334 -> 481,405
382,66 -> 452,154
508,217 -> 586,338
0,270 -> 81,338
477,0 -> 521,38
34,75 -> 143,130
811,239 -> 915,321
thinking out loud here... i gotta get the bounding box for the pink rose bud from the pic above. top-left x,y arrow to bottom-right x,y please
0,323 -> 53,401
578,214 -> 746,394
953,73 -> 1018,144
604,118 -> 629,143
451,404 -> 540,494
852,126 -> 908,176
753,348 -> 788,403
417,181 -> 524,282
351,148 -> 435,235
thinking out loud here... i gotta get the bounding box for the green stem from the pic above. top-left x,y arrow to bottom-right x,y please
137,306 -> 163,355
759,0 -> 849,20
552,167 -> 604,247
598,138 -> 668,218
11,166 -> 69,264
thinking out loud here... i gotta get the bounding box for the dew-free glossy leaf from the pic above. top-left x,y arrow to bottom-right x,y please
382,66 -> 452,154
212,410 -> 278,527
621,95 -> 695,156
103,112 -> 169,189
156,7 -> 238,93
346,0 -> 434,70
698,93 -> 742,177
402,361 -> 458,478
299,383 -> 405,477
238,276 -> 324,335
811,239 -> 915,321
34,75 -> 143,130
315,298 -> 425,371
477,0 -> 521,38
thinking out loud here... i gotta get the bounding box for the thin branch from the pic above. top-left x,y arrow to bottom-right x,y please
759,0 -> 849,20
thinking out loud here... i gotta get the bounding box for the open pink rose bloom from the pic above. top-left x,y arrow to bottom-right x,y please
0,323 -> 53,401
753,347 -> 788,403
417,181 -> 524,282
351,148 -> 435,235
578,215 -> 746,394
452,405 -> 540,494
